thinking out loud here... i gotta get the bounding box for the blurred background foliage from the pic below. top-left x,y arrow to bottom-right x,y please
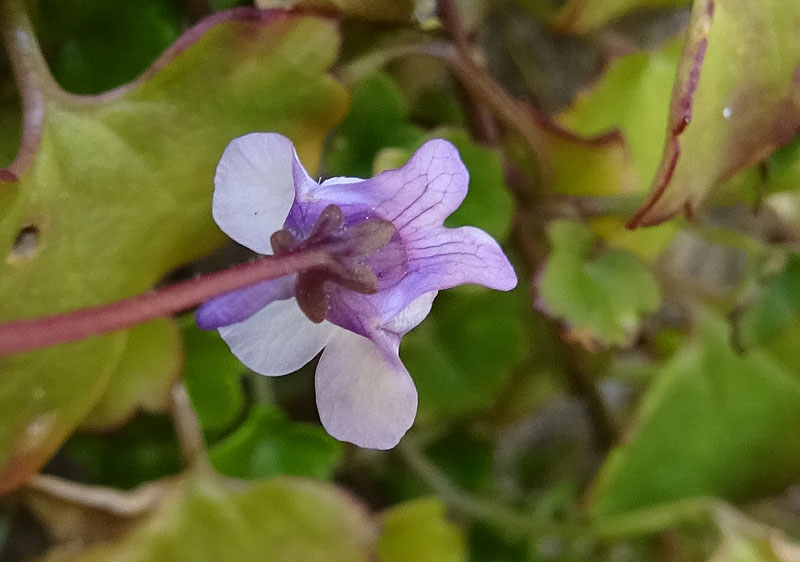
2,0 -> 800,560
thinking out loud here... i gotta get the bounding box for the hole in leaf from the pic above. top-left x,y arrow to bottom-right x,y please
10,225 -> 41,260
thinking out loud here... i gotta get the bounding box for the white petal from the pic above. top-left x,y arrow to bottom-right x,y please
316,330 -> 417,449
219,298 -> 338,376
383,291 -> 438,335
212,133 -> 300,254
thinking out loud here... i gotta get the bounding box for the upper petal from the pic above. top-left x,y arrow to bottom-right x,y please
213,133 -> 303,254
219,297 -> 339,376
405,226 -> 517,292
309,139 -> 468,234
315,329 -> 417,449
196,275 -> 295,330
365,226 -> 518,322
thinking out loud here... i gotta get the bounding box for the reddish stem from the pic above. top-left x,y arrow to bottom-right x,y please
0,248 -> 332,357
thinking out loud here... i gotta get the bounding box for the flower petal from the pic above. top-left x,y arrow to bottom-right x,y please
309,139 -> 468,233
361,226 -> 517,322
196,275 -> 294,330
382,291 -> 438,335
315,330 -> 417,449
213,133 -> 301,254
219,297 -> 339,376
404,226 -> 518,292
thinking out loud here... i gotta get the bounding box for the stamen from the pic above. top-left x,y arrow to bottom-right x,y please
271,204 -> 397,323
295,270 -> 329,323
270,229 -> 296,254
310,204 -> 345,239
334,218 -> 395,257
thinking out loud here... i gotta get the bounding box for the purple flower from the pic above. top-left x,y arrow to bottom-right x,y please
198,133 -> 517,449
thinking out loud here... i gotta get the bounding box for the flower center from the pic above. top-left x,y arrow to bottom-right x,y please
270,204 -> 396,323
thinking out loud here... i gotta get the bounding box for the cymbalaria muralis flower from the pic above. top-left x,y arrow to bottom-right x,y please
197,133 -> 517,449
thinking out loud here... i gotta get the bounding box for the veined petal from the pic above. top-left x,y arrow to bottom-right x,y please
363,226 -> 517,322
315,330 -> 417,449
219,297 -> 339,376
213,133 -> 302,254
196,275 -> 295,330
405,226 -> 517,292
309,139 -> 468,234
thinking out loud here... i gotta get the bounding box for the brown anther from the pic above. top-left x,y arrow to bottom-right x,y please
328,263 -> 379,294
270,229 -> 297,254
269,204 -> 397,324
295,270 -> 330,323
310,204 -> 345,239
336,218 -> 396,257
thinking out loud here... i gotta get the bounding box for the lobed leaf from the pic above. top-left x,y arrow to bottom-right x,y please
38,472 -> 377,562
209,404 -> 343,481
536,220 -> 661,347
589,312 -> 800,516
0,8 -> 347,493
378,498 -> 466,562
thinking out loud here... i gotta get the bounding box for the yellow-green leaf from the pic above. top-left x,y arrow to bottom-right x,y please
0,8 -> 347,493
378,498 -> 466,562
81,319 -> 182,430
38,472 -> 377,562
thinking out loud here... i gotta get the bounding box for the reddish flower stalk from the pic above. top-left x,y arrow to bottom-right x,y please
0,248 -> 332,357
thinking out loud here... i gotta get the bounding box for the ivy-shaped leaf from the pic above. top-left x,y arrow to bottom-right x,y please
38,471 -> 377,562
81,319 -> 182,430
378,498 -> 466,562
536,220 -> 661,347
209,404 -> 344,481
0,7 -> 347,493
589,312 -> 800,516
182,321 -> 246,434
557,39 -> 684,257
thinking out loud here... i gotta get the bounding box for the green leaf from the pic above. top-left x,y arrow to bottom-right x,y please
0,9 -> 347,493
40,472 -> 376,562
559,40 -> 681,190
509,98 -> 673,257
629,0 -> 800,227
209,404 -> 343,480
537,220 -> 661,347
556,39 -> 682,257
403,287 -> 529,419
327,72 -> 425,178
182,322 -> 245,434
81,319 -> 182,430
589,312 -> 800,516
255,0 -> 416,21
378,498 -> 466,562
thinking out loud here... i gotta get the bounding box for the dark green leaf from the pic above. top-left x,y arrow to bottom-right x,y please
209,404 -> 343,480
